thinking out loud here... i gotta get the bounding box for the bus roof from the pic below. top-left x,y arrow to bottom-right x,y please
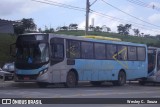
50,33 -> 147,47
18,33 -> 147,47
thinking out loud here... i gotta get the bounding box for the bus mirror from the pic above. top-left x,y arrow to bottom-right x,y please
10,43 -> 16,57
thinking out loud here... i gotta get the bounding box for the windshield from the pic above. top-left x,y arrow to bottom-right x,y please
16,43 -> 49,64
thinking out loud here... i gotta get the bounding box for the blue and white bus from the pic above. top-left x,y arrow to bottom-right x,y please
139,47 -> 160,85
11,33 -> 148,87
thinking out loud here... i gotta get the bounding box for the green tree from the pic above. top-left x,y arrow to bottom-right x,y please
13,24 -> 25,35
69,24 -> 78,30
133,28 -> 140,36
117,24 -> 132,35
22,18 -> 36,31
13,18 -> 37,35
60,26 -> 68,30
94,26 -> 102,32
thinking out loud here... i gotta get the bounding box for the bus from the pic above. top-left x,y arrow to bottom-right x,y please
10,33 -> 148,87
139,47 -> 160,85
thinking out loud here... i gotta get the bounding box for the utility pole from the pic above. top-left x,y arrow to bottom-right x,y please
85,0 -> 90,36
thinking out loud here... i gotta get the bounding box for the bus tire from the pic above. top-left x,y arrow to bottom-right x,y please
37,82 -> 48,88
65,71 -> 77,88
90,81 -> 102,86
113,71 -> 126,86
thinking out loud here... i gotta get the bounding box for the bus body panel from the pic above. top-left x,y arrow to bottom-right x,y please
14,33 -> 148,84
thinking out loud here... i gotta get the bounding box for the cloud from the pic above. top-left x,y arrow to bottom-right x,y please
148,13 -> 160,23
0,0 -> 73,16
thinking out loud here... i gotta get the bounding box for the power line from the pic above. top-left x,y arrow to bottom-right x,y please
90,10 -> 160,33
31,0 -> 160,33
126,0 -> 160,12
31,0 -> 86,12
100,0 -> 160,28
44,0 -> 85,10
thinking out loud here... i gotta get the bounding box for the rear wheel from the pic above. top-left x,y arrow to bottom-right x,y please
113,71 -> 126,86
65,71 -> 77,88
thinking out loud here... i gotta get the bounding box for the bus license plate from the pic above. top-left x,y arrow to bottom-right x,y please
24,77 -> 30,80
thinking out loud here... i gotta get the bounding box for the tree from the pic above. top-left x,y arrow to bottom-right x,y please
13,18 -> 37,35
21,18 -> 36,31
94,26 -> 102,32
69,24 -> 78,30
117,24 -> 132,35
133,29 -> 140,36
60,26 -> 68,30
89,25 -> 94,31
13,23 -> 25,35
141,33 -> 144,37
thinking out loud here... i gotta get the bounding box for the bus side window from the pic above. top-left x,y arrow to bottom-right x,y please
157,53 -> 160,71
66,40 -> 80,59
128,46 -> 137,60
118,45 -> 127,60
106,44 -> 117,60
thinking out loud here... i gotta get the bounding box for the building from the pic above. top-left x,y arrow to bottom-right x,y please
0,19 -> 18,34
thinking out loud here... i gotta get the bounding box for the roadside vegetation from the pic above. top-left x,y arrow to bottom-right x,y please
0,33 -> 16,67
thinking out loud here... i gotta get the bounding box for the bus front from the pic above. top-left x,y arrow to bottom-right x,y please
14,33 -> 50,82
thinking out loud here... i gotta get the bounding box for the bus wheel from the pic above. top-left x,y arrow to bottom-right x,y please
37,82 -> 48,88
113,71 -> 126,86
90,81 -> 102,86
65,71 -> 77,88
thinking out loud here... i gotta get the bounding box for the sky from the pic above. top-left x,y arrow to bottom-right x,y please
1,0 -> 160,36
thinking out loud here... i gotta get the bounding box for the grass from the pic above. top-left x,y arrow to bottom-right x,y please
0,33 -> 16,67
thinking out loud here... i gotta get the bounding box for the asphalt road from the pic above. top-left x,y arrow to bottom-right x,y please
0,81 -> 160,107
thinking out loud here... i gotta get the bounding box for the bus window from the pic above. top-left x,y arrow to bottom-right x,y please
137,47 -> 146,61
81,42 -> 94,59
148,50 -> 156,73
157,53 -> 160,71
107,44 -> 117,59
94,43 -> 106,59
66,40 -> 80,59
128,46 -> 137,60
118,45 -> 127,60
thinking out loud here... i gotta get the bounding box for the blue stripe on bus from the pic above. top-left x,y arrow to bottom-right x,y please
74,59 -> 148,81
